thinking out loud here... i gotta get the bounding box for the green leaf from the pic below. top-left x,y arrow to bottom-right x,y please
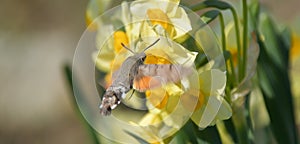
256,15 -> 298,144
249,0 -> 260,29
173,125 -> 194,144
223,119 -> 238,143
172,120 -> 221,144
200,10 -> 220,25
189,1 -> 232,11
192,124 -> 222,144
258,14 -> 289,70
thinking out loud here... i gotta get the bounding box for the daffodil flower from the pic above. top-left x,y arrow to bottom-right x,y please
121,0 -> 192,43
191,69 -> 232,128
132,69 -> 231,138
94,0 -> 193,72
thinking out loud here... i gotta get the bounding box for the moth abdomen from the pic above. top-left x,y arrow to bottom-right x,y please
99,90 -> 121,116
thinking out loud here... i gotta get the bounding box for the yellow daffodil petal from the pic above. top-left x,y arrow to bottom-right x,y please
192,95 -> 230,128
195,92 -> 205,110
143,38 -> 197,66
144,55 -> 171,64
139,113 -> 162,126
147,8 -> 176,37
130,0 -> 168,18
169,7 -> 192,39
94,34 -> 115,72
209,96 -> 232,125
94,23 -> 116,73
113,31 -> 129,53
191,69 -> 229,128
165,83 -> 184,96
194,95 -> 222,128
199,69 -> 226,96
146,87 -> 168,109
130,0 -> 191,40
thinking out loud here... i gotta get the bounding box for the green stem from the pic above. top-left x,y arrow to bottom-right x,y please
229,58 -> 236,86
219,13 -> 226,54
219,12 -> 237,87
232,103 -> 251,144
219,13 -> 234,104
229,7 -> 243,82
242,0 -> 248,79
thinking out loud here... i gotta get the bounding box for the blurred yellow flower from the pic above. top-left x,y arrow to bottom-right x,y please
86,0 -> 111,30
225,21 -> 239,66
290,33 -> 300,61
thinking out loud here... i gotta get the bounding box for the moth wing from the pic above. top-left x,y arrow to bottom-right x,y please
133,64 -> 192,92
133,75 -> 162,92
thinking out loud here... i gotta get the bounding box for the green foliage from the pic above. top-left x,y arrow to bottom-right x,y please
256,15 -> 298,144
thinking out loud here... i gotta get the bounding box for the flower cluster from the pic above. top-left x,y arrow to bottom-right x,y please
89,0 -> 232,142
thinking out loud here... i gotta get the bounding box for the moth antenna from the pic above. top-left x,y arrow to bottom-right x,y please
121,43 -> 135,54
143,38 -> 160,52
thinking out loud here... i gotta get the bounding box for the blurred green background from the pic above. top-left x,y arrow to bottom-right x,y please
0,0 -> 299,143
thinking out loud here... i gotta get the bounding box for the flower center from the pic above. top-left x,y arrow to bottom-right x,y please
144,55 -> 171,64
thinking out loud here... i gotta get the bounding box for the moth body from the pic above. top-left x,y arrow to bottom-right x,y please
99,52 -> 146,116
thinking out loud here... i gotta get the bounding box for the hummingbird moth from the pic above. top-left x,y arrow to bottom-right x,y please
99,39 -> 192,116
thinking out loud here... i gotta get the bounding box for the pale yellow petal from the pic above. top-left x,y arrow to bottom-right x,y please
198,69 -> 226,96
164,83 -> 183,96
191,95 -> 222,128
209,97 -> 232,126
143,38 -> 198,66
169,7 -> 192,39
130,0 -> 168,19
95,32 -> 115,72
139,113 -> 162,126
